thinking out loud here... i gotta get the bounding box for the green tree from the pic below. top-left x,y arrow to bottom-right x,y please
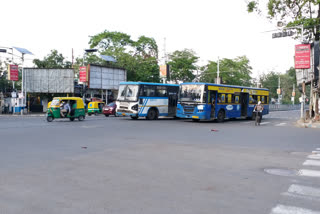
33,50 -> 72,69
200,56 -> 253,86
247,0 -> 320,41
260,68 -> 302,104
167,49 -> 198,83
0,59 -> 11,93
88,30 -> 160,82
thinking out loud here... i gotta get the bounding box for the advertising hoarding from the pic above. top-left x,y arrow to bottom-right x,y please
295,44 -> 311,69
295,42 -> 319,85
159,64 -> 169,78
7,65 -> 19,81
24,68 -> 74,93
79,66 -> 87,83
88,65 -> 126,90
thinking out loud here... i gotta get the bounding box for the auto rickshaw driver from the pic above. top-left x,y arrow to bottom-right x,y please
59,100 -> 71,117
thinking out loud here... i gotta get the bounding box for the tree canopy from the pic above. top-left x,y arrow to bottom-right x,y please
167,49 -> 198,83
88,30 -> 160,82
200,56 -> 253,86
33,50 -> 72,69
260,67 -> 303,104
247,0 -> 320,41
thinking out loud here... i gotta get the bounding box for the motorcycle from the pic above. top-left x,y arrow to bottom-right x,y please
253,110 -> 262,126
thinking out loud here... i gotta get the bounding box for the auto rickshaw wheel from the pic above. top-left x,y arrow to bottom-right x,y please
78,115 -> 85,121
70,117 -> 75,121
88,113 -> 92,116
47,116 -> 53,122
94,112 -> 98,116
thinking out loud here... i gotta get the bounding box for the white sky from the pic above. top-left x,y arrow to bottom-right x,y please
1,0 -> 298,78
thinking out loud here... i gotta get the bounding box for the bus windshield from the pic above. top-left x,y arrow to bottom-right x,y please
117,84 -> 139,101
180,84 -> 204,102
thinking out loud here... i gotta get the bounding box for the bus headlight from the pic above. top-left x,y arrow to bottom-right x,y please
131,104 -> 138,111
197,105 -> 204,110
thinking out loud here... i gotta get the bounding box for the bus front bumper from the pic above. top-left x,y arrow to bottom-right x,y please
176,113 -> 206,120
116,112 -> 138,117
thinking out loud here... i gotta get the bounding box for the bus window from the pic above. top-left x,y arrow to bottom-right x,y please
217,94 -> 223,103
258,96 -> 261,102
252,95 -> 258,104
144,85 -> 156,97
261,96 -> 265,103
235,96 -> 239,103
228,94 -> 232,103
249,95 -> 253,104
221,94 -> 225,103
156,86 -> 167,97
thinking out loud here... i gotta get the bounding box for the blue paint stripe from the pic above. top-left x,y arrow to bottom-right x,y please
139,98 -> 148,116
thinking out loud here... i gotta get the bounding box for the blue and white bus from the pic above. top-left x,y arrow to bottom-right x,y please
116,82 -> 179,120
176,82 -> 269,122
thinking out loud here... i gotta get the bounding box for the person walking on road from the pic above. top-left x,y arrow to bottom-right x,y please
254,101 -> 264,124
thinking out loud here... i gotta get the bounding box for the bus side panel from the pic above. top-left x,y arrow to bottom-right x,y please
247,104 -> 255,117
138,97 -> 169,117
225,104 -> 241,118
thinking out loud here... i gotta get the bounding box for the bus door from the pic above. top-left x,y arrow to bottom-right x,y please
208,90 -> 217,119
168,86 -> 179,116
240,93 -> 249,117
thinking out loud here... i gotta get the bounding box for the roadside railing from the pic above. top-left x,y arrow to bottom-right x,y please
269,104 -> 307,111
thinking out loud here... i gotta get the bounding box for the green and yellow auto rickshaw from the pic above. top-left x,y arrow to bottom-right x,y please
87,101 -> 105,116
47,97 -> 85,122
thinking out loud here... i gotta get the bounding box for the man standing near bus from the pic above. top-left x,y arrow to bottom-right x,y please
254,101 -> 264,123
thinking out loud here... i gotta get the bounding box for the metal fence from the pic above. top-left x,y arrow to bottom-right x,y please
269,104 -> 306,111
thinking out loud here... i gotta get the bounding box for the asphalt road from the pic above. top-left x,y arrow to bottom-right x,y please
0,111 -> 319,214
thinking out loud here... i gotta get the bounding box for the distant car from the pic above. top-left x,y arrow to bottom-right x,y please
103,102 -> 117,117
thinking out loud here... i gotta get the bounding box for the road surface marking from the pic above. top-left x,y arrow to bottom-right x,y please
271,204 -> 320,214
287,184 -> 320,198
260,122 -> 270,125
303,160 -> 320,167
308,154 -> 320,160
298,169 -> 320,178
275,123 -> 286,126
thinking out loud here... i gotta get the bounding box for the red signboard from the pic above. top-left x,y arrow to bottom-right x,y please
8,64 -> 19,81
79,66 -> 87,83
295,44 -> 311,69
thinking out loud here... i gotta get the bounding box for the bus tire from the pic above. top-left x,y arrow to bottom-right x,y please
192,119 -> 200,122
217,110 -> 225,123
131,116 -> 138,120
146,108 -> 158,120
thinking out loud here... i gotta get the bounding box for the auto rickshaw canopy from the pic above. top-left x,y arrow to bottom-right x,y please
50,97 -> 85,109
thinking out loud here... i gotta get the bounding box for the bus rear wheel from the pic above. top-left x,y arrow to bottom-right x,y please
217,110 -> 225,123
131,116 -> 138,120
146,109 -> 158,120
